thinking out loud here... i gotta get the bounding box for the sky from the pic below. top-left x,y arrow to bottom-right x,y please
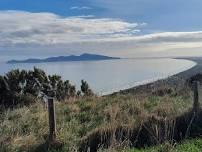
1,0 -> 202,59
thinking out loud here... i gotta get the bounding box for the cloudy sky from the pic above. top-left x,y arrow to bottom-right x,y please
1,0 -> 202,59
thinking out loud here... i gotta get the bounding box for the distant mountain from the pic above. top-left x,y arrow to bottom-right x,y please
7,53 -> 121,64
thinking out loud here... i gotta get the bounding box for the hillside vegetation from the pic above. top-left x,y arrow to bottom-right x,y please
1,69 -> 202,152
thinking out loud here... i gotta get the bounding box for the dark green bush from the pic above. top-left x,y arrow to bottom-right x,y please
81,80 -> 93,96
0,68 -> 93,108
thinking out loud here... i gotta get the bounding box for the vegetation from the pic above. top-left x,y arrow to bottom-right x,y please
81,80 -> 93,96
0,68 -> 93,108
1,69 -> 202,152
126,138 -> 202,152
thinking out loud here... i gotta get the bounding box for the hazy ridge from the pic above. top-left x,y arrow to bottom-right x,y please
7,53 -> 121,64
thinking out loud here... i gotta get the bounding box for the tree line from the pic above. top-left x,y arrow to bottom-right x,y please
0,67 -> 93,108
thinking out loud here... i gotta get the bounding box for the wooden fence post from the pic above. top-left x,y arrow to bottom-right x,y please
48,97 -> 56,142
193,81 -> 200,114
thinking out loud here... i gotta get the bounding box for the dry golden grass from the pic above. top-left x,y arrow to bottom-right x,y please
0,83 -> 197,152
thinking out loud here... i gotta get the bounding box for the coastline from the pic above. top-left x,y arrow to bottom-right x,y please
173,57 -> 202,79
109,57 -> 201,96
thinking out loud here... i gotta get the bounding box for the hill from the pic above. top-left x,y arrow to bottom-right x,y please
1,74 -> 202,152
7,53 -> 121,64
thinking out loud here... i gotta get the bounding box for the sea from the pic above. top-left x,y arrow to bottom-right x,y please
0,58 -> 196,95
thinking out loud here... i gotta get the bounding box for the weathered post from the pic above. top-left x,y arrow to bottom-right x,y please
48,97 -> 56,142
193,81 -> 200,114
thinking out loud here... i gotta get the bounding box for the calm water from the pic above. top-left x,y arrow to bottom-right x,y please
0,58 -> 196,95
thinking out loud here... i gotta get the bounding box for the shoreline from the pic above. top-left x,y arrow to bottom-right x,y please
109,57 -> 202,96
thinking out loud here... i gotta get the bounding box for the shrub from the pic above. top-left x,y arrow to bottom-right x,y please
81,80 -> 93,96
0,68 -> 93,108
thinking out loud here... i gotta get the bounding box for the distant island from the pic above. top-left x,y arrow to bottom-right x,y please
7,53 -> 121,64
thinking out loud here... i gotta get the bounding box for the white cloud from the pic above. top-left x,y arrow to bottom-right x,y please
0,10 -> 142,46
1,10 -> 202,57
70,6 -> 92,10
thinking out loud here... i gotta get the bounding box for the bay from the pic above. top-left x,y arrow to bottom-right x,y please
0,58 -> 196,95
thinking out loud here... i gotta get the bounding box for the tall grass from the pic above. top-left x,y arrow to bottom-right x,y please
0,82 -> 196,152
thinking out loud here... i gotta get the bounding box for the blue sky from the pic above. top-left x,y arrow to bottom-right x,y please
1,0 -> 202,32
0,0 -> 102,18
1,0 -> 202,58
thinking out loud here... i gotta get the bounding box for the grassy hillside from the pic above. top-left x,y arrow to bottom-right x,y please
0,83 -> 196,152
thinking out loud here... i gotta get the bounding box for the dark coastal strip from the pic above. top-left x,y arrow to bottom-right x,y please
174,57 -> 202,79
110,57 -> 202,96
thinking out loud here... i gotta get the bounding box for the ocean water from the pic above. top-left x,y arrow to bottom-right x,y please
0,58 -> 196,95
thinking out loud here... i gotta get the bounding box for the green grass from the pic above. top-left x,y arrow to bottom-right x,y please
126,138 -> 202,152
0,86 -> 198,152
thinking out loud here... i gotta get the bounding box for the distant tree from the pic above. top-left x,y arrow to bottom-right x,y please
81,80 -> 93,96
